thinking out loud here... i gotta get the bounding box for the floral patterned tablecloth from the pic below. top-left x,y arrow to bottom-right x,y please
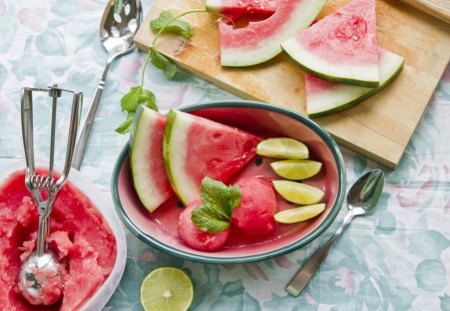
1,0 -> 449,310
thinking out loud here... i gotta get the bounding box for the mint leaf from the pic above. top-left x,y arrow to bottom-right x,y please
150,11 -> 193,39
115,112 -> 135,134
191,204 -> 230,233
140,88 -> 158,111
149,48 -> 177,79
120,86 -> 158,112
227,185 -> 242,214
191,177 -> 242,233
121,86 -> 142,112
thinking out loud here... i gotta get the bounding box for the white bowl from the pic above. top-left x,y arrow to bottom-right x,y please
0,160 -> 127,310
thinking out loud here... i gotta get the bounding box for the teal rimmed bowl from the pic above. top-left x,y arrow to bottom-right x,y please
111,101 -> 346,264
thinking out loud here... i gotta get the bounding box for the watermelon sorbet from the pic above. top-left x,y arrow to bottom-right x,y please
0,170 -> 117,310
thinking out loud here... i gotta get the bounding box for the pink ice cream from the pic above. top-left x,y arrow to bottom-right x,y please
0,170 -> 117,310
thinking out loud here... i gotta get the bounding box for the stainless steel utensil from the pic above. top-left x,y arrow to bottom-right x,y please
72,0 -> 143,170
286,169 -> 385,296
18,85 -> 82,305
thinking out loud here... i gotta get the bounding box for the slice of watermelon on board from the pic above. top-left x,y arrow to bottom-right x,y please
206,0 -> 277,16
218,0 -> 326,67
163,109 -> 261,206
130,106 -> 174,212
281,0 -> 380,87
306,48 -> 404,118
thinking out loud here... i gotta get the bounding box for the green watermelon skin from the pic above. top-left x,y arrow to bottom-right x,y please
219,0 -> 326,67
205,0 -> 277,16
306,48 -> 404,118
163,109 -> 262,205
130,106 -> 174,212
281,0 -> 380,87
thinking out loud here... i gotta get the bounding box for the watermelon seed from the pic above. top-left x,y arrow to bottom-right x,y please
177,201 -> 184,208
255,157 -> 263,166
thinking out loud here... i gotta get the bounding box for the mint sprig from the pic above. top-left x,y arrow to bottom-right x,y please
117,9 -> 222,134
115,86 -> 158,133
191,177 -> 242,233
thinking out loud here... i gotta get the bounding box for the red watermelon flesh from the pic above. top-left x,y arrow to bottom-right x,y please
218,0 -> 326,66
231,175 -> 277,235
206,0 -> 277,16
164,109 -> 262,206
281,0 -> 379,87
178,200 -> 231,251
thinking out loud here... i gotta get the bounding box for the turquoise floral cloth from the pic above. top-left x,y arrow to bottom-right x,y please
0,0 -> 449,310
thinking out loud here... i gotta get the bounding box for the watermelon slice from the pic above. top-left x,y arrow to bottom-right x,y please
281,0 -> 380,87
130,106 -> 174,212
206,0 -> 277,16
163,109 -> 261,205
306,48 -> 404,118
219,0 -> 326,67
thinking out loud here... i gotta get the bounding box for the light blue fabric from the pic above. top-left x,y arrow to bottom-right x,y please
0,0 -> 449,310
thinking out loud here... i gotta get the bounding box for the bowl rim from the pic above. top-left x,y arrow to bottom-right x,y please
111,100 -> 346,264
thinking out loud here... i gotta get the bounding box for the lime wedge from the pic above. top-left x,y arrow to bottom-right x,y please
140,267 -> 194,311
270,160 -> 322,180
256,138 -> 309,159
274,203 -> 326,224
273,180 -> 324,204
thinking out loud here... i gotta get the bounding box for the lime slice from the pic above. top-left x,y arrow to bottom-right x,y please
140,267 -> 194,311
273,180 -> 324,204
274,203 -> 326,224
270,160 -> 322,180
256,138 -> 309,159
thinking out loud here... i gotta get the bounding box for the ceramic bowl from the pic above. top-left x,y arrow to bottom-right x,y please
0,161 -> 127,311
112,101 -> 346,263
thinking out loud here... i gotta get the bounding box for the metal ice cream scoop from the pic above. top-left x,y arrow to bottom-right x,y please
18,85 -> 81,305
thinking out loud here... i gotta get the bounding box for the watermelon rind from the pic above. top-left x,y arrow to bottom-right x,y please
205,0 -> 277,15
307,49 -> 404,118
219,0 -> 326,67
282,41 -> 380,87
163,109 -> 194,206
130,105 -> 172,212
281,0 -> 380,87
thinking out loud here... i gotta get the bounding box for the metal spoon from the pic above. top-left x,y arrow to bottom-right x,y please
286,169 -> 385,296
72,0 -> 143,170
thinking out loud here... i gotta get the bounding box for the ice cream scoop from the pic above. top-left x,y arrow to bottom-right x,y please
18,85 -> 81,305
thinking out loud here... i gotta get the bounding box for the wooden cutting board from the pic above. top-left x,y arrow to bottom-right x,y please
134,0 -> 450,168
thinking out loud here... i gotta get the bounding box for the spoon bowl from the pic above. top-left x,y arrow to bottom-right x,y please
286,169 -> 385,296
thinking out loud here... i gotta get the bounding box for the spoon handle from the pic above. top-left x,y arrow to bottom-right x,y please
286,211 -> 353,296
72,63 -> 111,170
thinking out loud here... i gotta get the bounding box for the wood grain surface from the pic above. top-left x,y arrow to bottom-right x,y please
395,0 -> 450,25
134,0 -> 450,168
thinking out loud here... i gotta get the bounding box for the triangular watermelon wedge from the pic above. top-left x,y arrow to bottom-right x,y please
130,106 -> 174,212
306,48 -> 404,118
282,0 -> 380,87
219,0 -> 326,67
163,109 -> 261,205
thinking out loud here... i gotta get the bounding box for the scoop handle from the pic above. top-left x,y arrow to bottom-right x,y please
286,211 -> 353,296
